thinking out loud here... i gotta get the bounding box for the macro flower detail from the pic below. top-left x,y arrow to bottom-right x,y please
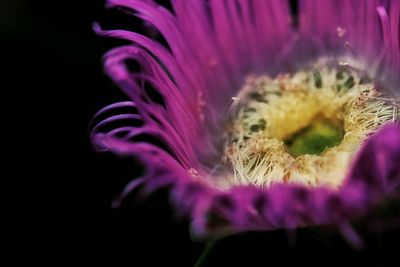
224,63 -> 398,189
91,0 -> 400,241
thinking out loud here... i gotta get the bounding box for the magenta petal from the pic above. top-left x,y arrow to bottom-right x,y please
92,0 -> 400,239
345,124 -> 400,198
189,125 -> 400,237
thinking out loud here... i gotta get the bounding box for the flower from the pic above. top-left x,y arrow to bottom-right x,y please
91,0 -> 400,242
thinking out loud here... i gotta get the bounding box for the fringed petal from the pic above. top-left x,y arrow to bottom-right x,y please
93,1 -> 400,241
298,0 -> 400,94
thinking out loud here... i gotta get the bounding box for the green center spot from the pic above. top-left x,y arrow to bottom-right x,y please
284,118 -> 343,157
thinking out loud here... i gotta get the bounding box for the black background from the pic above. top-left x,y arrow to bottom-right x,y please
5,0 -> 400,266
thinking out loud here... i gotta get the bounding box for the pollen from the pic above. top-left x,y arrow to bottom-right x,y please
223,61 -> 399,189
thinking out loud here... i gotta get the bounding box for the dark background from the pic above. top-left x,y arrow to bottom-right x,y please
5,0 -> 400,266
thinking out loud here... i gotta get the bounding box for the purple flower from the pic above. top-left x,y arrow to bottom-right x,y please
91,0 -> 400,243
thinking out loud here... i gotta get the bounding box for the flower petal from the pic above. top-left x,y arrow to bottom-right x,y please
346,124 -> 400,198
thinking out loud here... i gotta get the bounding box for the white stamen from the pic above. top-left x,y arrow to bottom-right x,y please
223,61 -> 399,189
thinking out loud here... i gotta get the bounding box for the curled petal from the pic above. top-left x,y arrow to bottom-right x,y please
93,0 -> 400,240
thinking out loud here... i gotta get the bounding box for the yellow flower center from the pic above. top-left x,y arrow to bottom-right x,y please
284,117 -> 344,157
223,61 -> 398,189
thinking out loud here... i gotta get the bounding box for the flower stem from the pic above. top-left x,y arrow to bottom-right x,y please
193,240 -> 217,267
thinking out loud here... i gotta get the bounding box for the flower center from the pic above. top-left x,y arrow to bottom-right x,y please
223,61 -> 398,189
284,116 -> 344,157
